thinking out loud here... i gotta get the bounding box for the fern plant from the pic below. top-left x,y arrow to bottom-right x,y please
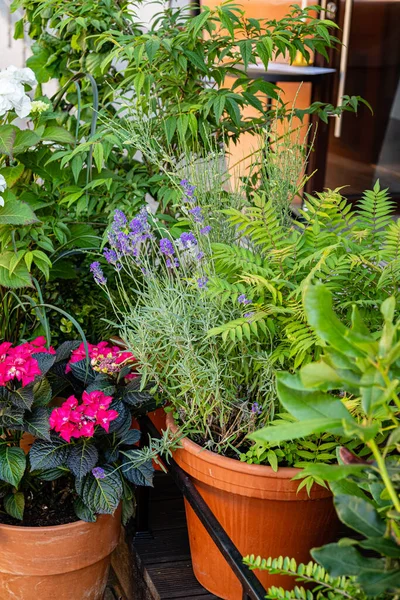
243,555 -> 366,600
208,181 -> 398,369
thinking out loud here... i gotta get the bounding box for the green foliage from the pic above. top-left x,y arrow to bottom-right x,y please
251,284 -> 400,596
243,555 -> 365,599
0,338 -> 161,523
208,181 -> 398,369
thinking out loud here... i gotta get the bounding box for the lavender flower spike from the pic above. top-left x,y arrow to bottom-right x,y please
200,225 -> 211,236
189,206 -> 204,223
197,276 -> 208,289
160,238 -> 175,256
90,262 -> 107,285
238,294 -> 251,305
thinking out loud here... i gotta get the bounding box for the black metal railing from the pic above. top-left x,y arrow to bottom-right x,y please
136,416 -> 267,600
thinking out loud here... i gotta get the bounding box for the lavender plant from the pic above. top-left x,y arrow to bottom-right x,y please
91,180 -> 276,456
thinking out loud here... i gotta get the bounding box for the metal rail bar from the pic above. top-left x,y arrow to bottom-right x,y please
137,416 -> 267,600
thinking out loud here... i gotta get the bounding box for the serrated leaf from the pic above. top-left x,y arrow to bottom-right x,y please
122,497 -> 135,525
32,377 -> 52,407
66,441 -> 98,479
69,359 -> 96,384
0,125 -> 17,156
81,465 -> 123,514
55,340 -> 81,362
0,446 -> 26,487
4,492 -> 24,520
42,126 -> 75,145
29,437 -> 70,470
120,450 -> 154,486
37,467 -> 67,481
31,352 -> 56,376
119,429 -> 141,446
0,199 -> 38,225
10,384 -> 35,410
24,407 -> 51,440
74,497 -> 96,522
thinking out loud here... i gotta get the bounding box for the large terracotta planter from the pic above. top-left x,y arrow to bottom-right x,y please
167,414 -> 339,599
0,508 -> 121,599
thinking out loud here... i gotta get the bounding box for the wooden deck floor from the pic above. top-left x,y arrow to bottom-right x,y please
110,473 -> 220,600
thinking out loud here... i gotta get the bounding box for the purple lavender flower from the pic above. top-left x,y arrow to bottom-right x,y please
197,276 -> 208,289
200,226 -> 211,235
113,209 -> 127,230
160,238 -> 175,256
196,252 -> 204,261
180,179 -> 196,198
166,257 -> 180,269
129,207 -> 150,237
244,311 -> 255,320
180,231 -> 197,248
189,206 -> 204,223
92,467 -> 106,479
103,247 -> 118,265
251,402 -> 262,415
90,262 -> 107,285
238,294 -> 251,305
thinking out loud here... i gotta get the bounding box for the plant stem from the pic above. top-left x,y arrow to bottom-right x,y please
368,439 -> 400,513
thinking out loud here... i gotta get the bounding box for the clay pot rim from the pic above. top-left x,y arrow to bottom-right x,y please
0,512 -> 109,533
167,412 -> 304,480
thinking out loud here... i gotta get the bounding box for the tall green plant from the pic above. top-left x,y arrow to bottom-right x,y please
250,283 -> 400,597
208,181 -> 399,368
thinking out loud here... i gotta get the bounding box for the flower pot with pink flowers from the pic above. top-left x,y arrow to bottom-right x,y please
0,336 -> 157,600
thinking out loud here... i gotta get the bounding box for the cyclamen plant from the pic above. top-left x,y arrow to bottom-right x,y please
0,337 -> 157,524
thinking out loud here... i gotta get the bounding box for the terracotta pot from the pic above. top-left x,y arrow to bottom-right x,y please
167,414 -> 339,599
0,508 -> 121,599
148,407 -> 167,433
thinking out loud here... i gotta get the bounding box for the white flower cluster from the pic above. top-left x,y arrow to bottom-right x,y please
0,65 -> 37,119
0,174 -> 7,207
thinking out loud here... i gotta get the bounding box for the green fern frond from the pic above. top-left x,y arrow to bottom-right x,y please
381,219 -> 400,262
207,311 -> 269,343
223,196 -> 288,253
211,243 -> 273,278
355,180 -> 395,246
243,555 -> 364,600
207,277 -> 248,306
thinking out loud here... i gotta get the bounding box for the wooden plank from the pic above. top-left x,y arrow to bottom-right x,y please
144,560 -> 219,599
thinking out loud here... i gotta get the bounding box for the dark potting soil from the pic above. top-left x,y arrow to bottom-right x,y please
0,477 -> 79,527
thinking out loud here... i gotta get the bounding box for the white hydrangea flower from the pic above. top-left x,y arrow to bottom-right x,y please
0,174 -> 6,207
0,65 -> 37,119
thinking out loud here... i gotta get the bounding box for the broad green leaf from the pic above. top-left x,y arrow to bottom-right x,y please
30,437 -> 69,470
4,492 -> 24,520
0,164 -> 24,187
81,465 -> 123,514
303,284 -> 375,357
42,126 -> 75,145
145,38 -> 160,62
277,372 -> 351,425
238,39 -> 252,70
74,497 -> 96,522
0,198 -> 38,225
359,537 -> 400,558
311,543 -> 382,577
32,377 -> 52,406
24,407 -> 51,440
13,130 -> 40,154
0,125 -> 17,156
334,495 -> 386,538
0,447 -> 26,487
93,143 -> 104,173
249,418 -> 343,444
120,450 -> 154,486
66,441 -> 99,479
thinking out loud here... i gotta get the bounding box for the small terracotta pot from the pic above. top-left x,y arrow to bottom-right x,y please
0,508 -> 121,599
167,414 -> 339,599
